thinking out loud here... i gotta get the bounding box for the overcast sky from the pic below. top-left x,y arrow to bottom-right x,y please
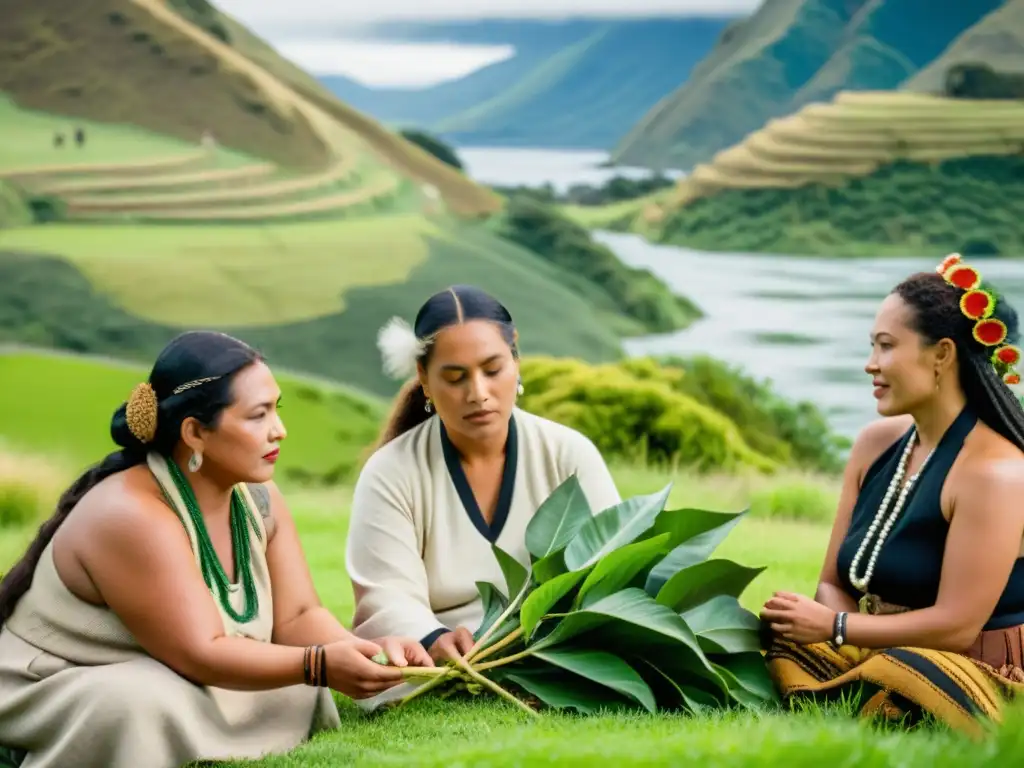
217,0 -> 758,28
217,0 -> 760,87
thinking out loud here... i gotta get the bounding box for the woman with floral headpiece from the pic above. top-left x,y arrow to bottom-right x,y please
345,285 -> 621,674
0,331 -> 430,768
759,255 -> 1024,735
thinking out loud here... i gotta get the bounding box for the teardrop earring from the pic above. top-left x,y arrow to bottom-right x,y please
517,376 -> 525,396
188,451 -> 203,472
424,398 -> 433,413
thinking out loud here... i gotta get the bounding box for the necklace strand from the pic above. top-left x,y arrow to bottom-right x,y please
167,460 -> 261,624
848,429 -> 934,595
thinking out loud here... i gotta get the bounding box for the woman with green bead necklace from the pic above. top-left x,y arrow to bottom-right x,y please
0,330 -> 430,768
760,255 -> 1024,736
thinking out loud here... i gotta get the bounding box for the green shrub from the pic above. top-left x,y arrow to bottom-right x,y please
0,448 -> 66,529
519,356 -> 776,473
518,355 -> 846,477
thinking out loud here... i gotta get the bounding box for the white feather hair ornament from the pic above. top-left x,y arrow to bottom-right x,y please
376,316 -> 426,379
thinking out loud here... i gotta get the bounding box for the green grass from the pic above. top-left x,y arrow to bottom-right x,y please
6,446 -> 1024,766
0,94 -> 223,173
0,351 -> 385,487
0,214 -> 628,397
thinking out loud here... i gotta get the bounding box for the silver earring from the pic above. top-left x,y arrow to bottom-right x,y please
188,451 -> 203,472
517,377 -> 525,396
424,398 -> 433,413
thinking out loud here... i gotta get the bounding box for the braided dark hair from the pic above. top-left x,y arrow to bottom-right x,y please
0,331 -> 262,627
893,270 -> 1024,450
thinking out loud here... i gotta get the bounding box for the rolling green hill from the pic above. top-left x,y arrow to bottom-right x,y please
611,0 -> 1007,170
321,17 -> 731,151
0,0 -> 702,395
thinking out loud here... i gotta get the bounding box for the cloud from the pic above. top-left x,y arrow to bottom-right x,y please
216,0 -> 759,30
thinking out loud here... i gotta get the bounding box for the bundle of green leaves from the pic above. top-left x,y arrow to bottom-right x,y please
388,476 -> 778,715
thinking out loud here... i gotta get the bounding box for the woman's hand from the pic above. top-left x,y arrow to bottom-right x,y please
428,627 -> 475,663
322,636 -> 404,699
374,636 -> 434,668
760,591 -> 836,645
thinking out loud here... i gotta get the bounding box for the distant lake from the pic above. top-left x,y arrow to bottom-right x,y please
460,146 -> 1024,439
457,147 -> 682,193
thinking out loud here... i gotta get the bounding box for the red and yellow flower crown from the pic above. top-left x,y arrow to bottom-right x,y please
936,253 -> 1020,386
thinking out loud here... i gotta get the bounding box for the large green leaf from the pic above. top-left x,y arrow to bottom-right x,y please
528,588 -> 719,685
473,581 -> 508,641
524,474 -> 593,560
638,658 -> 723,713
532,550 -> 568,583
492,544 -> 530,600
531,646 -> 657,713
563,484 -> 672,571
574,533 -> 672,609
644,507 -> 746,551
655,559 -> 765,614
644,509 -> 748,595
681,595 -> 762,654
711,652 -> 778,709
520,568 -> 591,640
493,667 -> 635,714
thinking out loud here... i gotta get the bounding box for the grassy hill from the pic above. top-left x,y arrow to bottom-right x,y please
0,0 -> 704,395
616,91 -> 1024,256
611,0 -> 1007,171
321,17 -> 731,151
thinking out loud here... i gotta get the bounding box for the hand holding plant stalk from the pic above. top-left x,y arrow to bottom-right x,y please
378,475 -> 777,716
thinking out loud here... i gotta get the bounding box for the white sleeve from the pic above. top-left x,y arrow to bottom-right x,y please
344,452 -> 447,644
562,430 -> 622,514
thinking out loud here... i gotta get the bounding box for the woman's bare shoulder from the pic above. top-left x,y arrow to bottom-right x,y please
845,415 -> 913,476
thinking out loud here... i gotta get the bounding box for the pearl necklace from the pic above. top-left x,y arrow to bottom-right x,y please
848,430 -> 934,595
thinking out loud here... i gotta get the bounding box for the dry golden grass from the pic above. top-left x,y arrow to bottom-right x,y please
71,170 -> 402,222
665,91 -> 1024,208
0,149 -> 208,184
64,155 -> 359,212
0,444 -> 72,529
30,161 -> 277,195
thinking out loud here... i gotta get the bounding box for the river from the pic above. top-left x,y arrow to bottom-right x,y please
458,147 -> 1024,439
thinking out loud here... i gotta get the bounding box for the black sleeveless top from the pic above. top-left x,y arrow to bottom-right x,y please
836,406 -> 1024,631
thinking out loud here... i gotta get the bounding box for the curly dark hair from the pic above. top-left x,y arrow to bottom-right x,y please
893,270 -> 1024,450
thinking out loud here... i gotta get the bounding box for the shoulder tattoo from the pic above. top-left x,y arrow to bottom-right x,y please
247,482 -> 272,519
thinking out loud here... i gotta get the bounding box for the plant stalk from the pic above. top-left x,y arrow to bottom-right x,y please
470,626 -> 524,664
466,579 -> 532,662
473,649 -> 533,672
399,666 -> 449,679
395,665 -> 456,708
453,656 -> 538,718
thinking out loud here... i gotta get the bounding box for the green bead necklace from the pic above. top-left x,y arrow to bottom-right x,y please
167,459 -> 261,624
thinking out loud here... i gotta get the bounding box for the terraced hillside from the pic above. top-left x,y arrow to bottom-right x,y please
1,0 -> 707,398
0,0 -> 501,218
611,0 -> 1009,171
631,91 -> 1024,256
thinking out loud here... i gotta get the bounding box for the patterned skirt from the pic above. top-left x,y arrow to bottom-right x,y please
765,622 -> 1024,737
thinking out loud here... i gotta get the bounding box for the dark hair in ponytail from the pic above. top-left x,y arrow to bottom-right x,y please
894,271 -> 1024,450
375,285 -> 518,448
0,331 -> 262,626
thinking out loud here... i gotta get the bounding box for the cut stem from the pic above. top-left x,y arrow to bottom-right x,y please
470,626 -> 524,665
453,656 -> 538,718
473,649 -> 533,672
395,666 -> 456,708
466,579 -> 532,662
399,666 -> 449,679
